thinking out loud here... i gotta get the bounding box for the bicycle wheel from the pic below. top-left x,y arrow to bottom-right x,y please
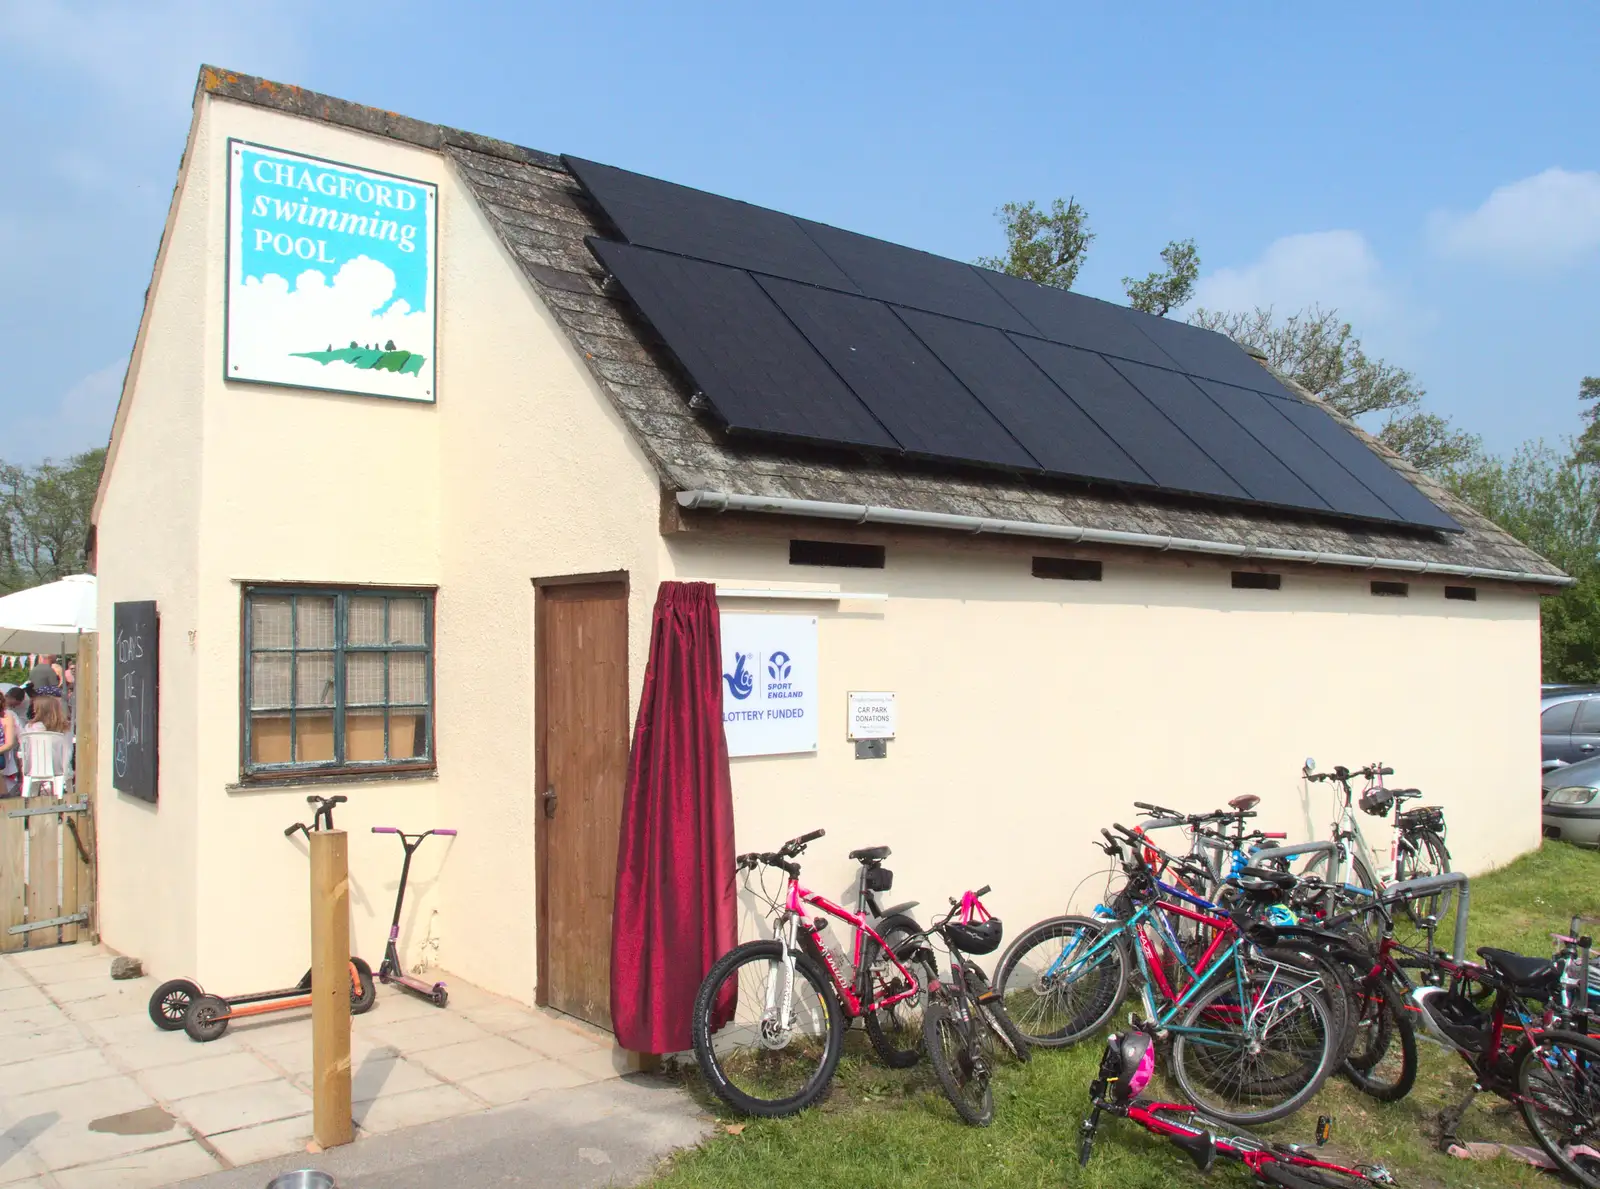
1395,830 -> 1453,929
1517,1030 -> 1600,1188
923,1000 -> 993,1126
966,964 -> 1030,1063
1258,944 -> 1356,1064
1258,1162 -> 1386,1189
861,914 -> 934,1069
1171,966 -> 1337,1124
691,940 -> 844,1117
1342,971 -> 1417,1102
992,915 -> 1130,1047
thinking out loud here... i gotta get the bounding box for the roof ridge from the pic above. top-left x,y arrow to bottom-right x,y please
197,65 -> 562,171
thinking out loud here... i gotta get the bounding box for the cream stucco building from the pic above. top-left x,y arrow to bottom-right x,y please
90,67 -> 1566,1035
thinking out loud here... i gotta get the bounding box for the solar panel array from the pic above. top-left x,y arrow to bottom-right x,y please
567,156 -> 1461,533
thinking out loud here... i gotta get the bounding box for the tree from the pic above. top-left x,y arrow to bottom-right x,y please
1124,238 -> 1200,316
1189,305 -> 1478,474
975,198 -> 1095,290
0,448 -> 105,594
1576,375 -> 1600,464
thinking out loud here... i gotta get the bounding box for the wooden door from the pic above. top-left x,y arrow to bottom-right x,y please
536,580 -> 629,1028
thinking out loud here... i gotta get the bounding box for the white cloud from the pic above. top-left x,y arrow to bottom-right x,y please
1428,168 -> 1600,268
1188,230 -> 1398,326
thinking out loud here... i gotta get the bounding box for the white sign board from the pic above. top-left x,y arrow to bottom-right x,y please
847,691 -> 896,740
226,140 -> 438,401
720,614 -> 818,757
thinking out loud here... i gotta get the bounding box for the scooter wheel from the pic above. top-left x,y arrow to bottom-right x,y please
184,995 -> 232,1042
431,986 -> 449,1008
149,979 -> 201,1032
350,957 -> 377,1014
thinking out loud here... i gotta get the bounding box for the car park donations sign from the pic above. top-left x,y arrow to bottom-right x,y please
719,614 -> 818,757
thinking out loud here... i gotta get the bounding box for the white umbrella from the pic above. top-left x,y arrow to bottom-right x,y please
0,574 -> 97,655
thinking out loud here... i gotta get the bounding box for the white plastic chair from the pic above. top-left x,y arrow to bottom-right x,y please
19,731 -> 71,798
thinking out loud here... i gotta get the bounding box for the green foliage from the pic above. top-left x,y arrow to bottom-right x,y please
975,198 -> 1094,290
1577,375 -> 1600,464
1190,305 -> 1479,474
0,448 -> 105,595
1123,238 -> 1199,317
1441,434 -> 1600,682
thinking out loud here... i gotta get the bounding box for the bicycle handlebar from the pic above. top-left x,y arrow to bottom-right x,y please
372,826 -> 399,834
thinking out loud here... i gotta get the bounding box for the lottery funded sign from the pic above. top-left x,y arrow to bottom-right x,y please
719,614 -> 818,757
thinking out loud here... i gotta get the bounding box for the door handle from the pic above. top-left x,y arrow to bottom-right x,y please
542,785 -> 558,818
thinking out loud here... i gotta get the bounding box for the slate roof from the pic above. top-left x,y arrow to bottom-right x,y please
195,67 -> 1566,586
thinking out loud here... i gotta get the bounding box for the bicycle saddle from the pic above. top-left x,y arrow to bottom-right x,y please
1477,947 -> 1556,990
849,845 -> 891,862
1229,795 -> 1261,811
1168,1127 -> 1218,1174
1390,788 -> 1422,799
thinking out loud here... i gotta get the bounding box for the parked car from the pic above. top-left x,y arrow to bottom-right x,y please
1543,753 -> 1600,847
1540,685 -> 1600,772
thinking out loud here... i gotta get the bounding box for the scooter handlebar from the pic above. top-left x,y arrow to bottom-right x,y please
432,829 -> 458,836
372,827 -> 400,834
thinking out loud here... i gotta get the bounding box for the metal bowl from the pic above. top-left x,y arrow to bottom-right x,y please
267,1172 -> 337,1189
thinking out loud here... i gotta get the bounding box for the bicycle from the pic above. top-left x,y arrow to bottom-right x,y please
995,824 -> 1342,1123
690,829 -> 928,1116
1301,761 -> 1452,934
916,885 -> 1030,1126
1080,1028 -> 1397,1188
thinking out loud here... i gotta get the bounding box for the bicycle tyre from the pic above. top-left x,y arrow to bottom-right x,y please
691,940 -> 844,1118
1257,1162 -> 1381,1189
992,914 -> 1130,1047
1396,830 -> 1453,926
860,913 -> 933,1069
1259,944 -> 1356,1064
923,1000 -> 993,1126
1342,971 -> 1417,1102
966,963 -> 1030,1063
1170,966 -> 1337,1124
1516,1029 -> 1600,1188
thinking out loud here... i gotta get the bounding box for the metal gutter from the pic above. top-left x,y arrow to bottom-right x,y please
675,490 -> 1575,588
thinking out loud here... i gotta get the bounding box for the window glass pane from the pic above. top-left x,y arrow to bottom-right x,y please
296,597 -> 336,649
250,713 -> 292,764
390,653 -> 426,704
297,712 -> 334,762
1544,702 -> 1580,734
1576,699 -> 1600,734
389,598 -> 426,646
346,653 -> 385,706
390,710 -> 428,759
348,597 -> 385,646
345,709 -> 385,762
251,653 -> 291,709
295,653 -> 336,707
252,597 -> 292,649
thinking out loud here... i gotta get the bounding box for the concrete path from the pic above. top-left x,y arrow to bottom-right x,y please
0,942 -> 687,1187
171,1076 -> 710,1188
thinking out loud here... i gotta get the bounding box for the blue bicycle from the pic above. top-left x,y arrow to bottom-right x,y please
994,823 -> 1342,1124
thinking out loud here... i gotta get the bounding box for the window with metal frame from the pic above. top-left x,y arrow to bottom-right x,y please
242,587 -> 434,776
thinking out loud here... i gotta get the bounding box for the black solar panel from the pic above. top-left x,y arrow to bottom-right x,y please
1011,338 -> 1245,499
1108,360 -> 1329,510
1195,380 -> 1396,521
565,157 -> 860,292
796,219 -> 1036,334
573,157 -> 1463,534
757,276 -> 1036,468
980,270 -> 1180,369
1271,398 -> 1463,531
896,308 -> 1150,485
587,240 -> 895,449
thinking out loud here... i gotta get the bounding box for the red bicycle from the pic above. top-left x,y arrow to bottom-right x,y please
1081,1029 -> 1396,1188
691,829 -> 932,1116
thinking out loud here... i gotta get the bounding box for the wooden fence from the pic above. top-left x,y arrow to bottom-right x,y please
1,795 -> 93,952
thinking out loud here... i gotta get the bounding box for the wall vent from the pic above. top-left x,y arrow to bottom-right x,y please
788,539 -> 886,569
1231,571 -> 1281,591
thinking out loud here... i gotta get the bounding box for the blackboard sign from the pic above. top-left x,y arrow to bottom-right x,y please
113,600 -> 159,803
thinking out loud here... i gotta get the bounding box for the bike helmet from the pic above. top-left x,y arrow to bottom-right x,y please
944,918 -> 1003,955
1358,786 -> 1395,817
1110,1031 -> 1155,1103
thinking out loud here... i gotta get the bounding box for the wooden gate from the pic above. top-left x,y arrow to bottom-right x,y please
1,796 -> 94,952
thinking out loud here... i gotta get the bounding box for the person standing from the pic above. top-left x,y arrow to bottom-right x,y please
0,691 -> 18,796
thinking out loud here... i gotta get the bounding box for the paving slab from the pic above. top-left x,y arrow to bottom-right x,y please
0,986 -> 51,1013
345,1055 -> 442,1104
504,1020 -> 605,1059
409,1035 -> 543,1082
140,1052 -> 280,1101
458,1058 -> 591,1107
203,1114 -> 312,1168
4,1047 -> 118,1096
50,1139 -> 222,1188
0,1025 -> 92,1066
107,1031 -> 247,1073
366,1012 -> 494,1053
174,1080 -> 312,1137
353,1083 -> 479,1134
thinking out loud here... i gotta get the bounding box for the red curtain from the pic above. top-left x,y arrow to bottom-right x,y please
610,581 -> 736,1053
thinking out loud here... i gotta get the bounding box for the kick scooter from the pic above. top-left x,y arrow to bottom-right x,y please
372,826 -> 457,1006
146,796 -> 377,1039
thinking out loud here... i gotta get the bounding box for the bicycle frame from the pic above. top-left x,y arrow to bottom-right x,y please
776,874 -> 921,1020
1126,1099 -> 1390,1182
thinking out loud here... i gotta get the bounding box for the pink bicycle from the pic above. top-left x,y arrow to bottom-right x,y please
691,829 -> 930,1116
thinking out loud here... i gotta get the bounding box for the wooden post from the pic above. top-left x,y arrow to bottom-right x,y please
74,632 -> 99,941
309,830 -> 352,1148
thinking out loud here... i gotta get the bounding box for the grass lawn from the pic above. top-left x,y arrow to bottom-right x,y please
649,841 -> 1600,1189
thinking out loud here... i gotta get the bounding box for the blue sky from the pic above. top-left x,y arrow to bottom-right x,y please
1,1 -> 1596,464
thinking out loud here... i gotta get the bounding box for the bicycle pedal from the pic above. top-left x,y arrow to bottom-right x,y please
976,990 -> 1001,1005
